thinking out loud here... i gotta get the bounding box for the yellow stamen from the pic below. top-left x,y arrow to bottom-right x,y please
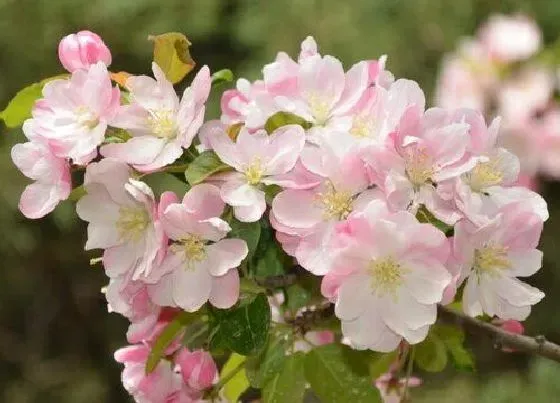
147,109 -> 176,139
316,182 -> 353,220
350,114 -> 373,138
405,148 -> 433,186
306,93 -> 331,126
116,206 -> 150,242
368,257 -> 407,297
467,159 -> 504,192
171,234 -> 207,270
75,106 -> 100,129
244,158 -> 264,185
474,243 -> 510,277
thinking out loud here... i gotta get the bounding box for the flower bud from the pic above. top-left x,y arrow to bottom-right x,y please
58,30 -> 111,72
176,348 -> 217,391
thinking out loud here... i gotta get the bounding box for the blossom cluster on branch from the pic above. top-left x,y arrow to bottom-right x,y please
435,14 -> 560,188
4,26 -> 551,403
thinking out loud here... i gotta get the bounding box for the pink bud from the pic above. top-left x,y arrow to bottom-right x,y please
58,30 -> 112,72
493,319 -> 525,352
176,349 -> 217,391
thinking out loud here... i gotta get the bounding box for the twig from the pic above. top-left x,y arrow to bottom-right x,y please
438,305 -> 560,363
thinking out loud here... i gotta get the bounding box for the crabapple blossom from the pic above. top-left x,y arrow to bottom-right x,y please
147,184 -> 248,312
479,14 -> 542,62
323,199 -> 451,351
208,124 -> 306,222
58,30 -> 112,72
363,106 -> 475,224
105,275 -> 161,343
76,158 -> 166,280
451,202 -> 545,320
31,61 -> 120,165
101,63 -> 210,172
271,141 -> 371,275
11,120 -> 71,218
437,109 -> 548,225
175,348 -> 218,391
114,344 -> 182,403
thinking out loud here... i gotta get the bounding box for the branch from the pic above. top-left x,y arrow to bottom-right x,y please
438,305 -> 560,363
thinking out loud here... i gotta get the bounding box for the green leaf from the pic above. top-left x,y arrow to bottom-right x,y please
263,352 -> 306,403
264,111 -> 312,134
285,283 -> 311,313
146,311 -> 196,373
211,69 -> 234,86
221,353 -> 250,403
416,205 -> 453,235
254,241 -> 289,278
305,344 -> 381,403
434,324 -> 475,372
245,336 -> 288,388
184,151 -> 231,186
148,32 -> 195,84
228,218 -> 261,259
1,75 -> 67,128
369,350 -> 398,379
209,294 -> 271,355
414,330 -> 448,372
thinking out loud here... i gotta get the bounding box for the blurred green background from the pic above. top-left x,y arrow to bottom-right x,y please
1,0 -> 560,402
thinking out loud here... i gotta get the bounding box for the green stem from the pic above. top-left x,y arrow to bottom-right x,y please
210,360 -> 245,398
403,345 -> 416,401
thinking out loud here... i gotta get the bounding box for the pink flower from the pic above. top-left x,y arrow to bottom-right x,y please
101,63 -> 210,172
209,124 -> 306,222
271,142 -> 372,275
323,199 -> 451,351
76,159 -> 166,280
175,349 -> 218,391
497,67 -> 553,126
32,62 -> 120,165
114,344 -> 182,403
105,275 -> 161,343
363,106 -> 474,224
451,202 -> 545,320
330,77 -> 426,155
479,14 -> 542,63
220,79 -> 277,129
58,30 -> 112,72
273,52 -> 370,143
375,373 -> 422,403
434,51 -> 486,111
147,184 -> 248,312
11,120 -> 71,218
436,110 -> 548,225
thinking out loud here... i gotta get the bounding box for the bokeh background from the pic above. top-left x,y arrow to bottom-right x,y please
1,0 -> 560,402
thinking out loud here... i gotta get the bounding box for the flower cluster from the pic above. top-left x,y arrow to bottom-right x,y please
8,30 -> 549,402
435,13 -> 560,186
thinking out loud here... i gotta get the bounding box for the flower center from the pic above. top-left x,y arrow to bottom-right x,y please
244,158 -> 264,185
306,93 -> 331,126
474,243 -> 510,276
171,234 -> 207,269
317,182 -> 353,220
350,115 -> 373,138
75,106 -> 100,129
368,257 -> 406,297
147,109 -> 176,139
466,160 -> 503,193
404,148 -> 434,187
116,206 -> 150,242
